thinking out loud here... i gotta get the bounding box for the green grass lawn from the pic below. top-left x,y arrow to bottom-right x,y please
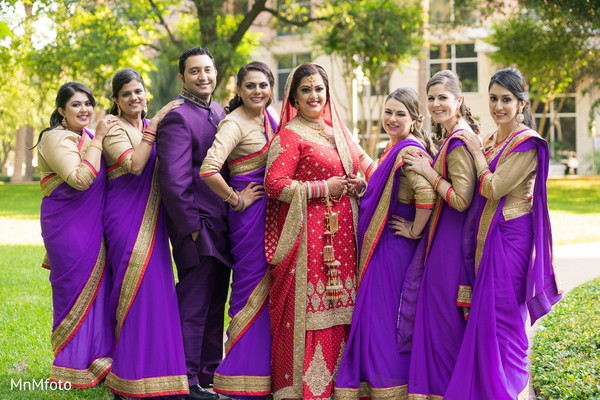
547,179 -> 600,214
0,245 -> 112,399
0,184 -> 42,219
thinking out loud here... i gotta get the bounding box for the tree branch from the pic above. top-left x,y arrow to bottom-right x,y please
148,0 -> 183,50
263,6 -> 329,27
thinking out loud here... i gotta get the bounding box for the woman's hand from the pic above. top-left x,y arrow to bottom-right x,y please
346,173 -> 366,197
403,151 -> 433,176
454,130 -> 483,155
326,176 -> 349,198
147,99 -> 184,131
388,215 -> 414,239
94,115 -> 119,140
234,182 -> 265,210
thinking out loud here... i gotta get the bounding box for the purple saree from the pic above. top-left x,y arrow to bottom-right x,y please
444,131 -> 562,400
335,139 -> 432,400
212,112 -> 277,400
407,131 -> 475,399
41,129 -> 113,387
103,138 -> 188,397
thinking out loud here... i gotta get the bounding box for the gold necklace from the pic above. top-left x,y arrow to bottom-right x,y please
298,115 -> 331,141
243,106 -> 265,132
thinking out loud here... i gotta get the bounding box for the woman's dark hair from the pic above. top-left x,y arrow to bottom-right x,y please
385,87 -> 436,157
34,82 -> 96,148
225,61 -> 275,114
109,68 -> 147,120
426,70 -> 480,140
488,67 -> 536,130
288,63 -> 330,109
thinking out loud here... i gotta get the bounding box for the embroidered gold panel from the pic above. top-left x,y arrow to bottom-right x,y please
213,373 -> 271,395
105,371 -> 188,396
115,163 -> 161,340
49,356 -> 111,387
51,240 -> 107,355
336,382 -> 408,400
229,150 -> 268,177
41,174 -> 64,197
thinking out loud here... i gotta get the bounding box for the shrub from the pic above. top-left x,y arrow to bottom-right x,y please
531,277 -> 600,399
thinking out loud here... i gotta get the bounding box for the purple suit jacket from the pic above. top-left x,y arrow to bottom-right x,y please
156,97 -> 232,270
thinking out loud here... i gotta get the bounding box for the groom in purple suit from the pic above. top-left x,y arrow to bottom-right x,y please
156,47 -> 232,400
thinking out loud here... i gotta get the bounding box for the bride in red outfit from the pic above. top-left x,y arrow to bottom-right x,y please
264,63 -> 373,400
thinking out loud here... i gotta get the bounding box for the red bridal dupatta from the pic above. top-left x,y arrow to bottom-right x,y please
264,66 -> 360,400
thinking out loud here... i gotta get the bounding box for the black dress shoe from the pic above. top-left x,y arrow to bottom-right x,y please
186,384 -> 219,400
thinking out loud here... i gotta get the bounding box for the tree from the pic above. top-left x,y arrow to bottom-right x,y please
486,8 -> 598,147
315,0 -> 423,156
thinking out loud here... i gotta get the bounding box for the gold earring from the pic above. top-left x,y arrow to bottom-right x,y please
410,123 -> 415,133
144,103 -> 148,115
61,117 -> 69,128
294,101 -> 299,110
116,102 -> 121,117
516,108 -> 524,123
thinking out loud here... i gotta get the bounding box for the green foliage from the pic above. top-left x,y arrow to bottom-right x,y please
316,0 -> 423,90
531,277 -> 600,399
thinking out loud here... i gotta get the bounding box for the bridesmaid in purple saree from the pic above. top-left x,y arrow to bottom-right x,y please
335,88 -> 436,400
102,68 -> 189,398
200,62 -> 278,400
401,70 -> 480,399
444,68 -> 562,399
38,82 -> 117,388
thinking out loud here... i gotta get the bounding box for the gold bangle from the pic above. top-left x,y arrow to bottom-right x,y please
223,187 -> 234,202
408,224 -> 423,239
88,142 -> 103,151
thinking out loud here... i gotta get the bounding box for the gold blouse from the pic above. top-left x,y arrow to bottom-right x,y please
102,121 -> 141,176
200,110 -> 272,177
396,145 -> 436,208
477,134 -> 537,220
37,127 -> 97,193
444,145 -> 477,212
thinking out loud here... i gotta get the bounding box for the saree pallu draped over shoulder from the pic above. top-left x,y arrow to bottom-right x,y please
335,139 -> 433,400
103,128 -> 188,398
444,131 -> 562,400
407,130 -> 477,399
212,111 -> 278,400
41,129 -> 113,387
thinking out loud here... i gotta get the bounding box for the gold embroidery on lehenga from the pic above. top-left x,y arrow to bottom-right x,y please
49,356 -> 112,387
51,239 -> 108,355
114,163 -> 161,341
304,343 -> 331,396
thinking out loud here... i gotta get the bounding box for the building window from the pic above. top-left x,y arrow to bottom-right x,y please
276,1 -> 311,36
429,0 -> 478,25
429,43 -> 478,92
276,53 -> 312,101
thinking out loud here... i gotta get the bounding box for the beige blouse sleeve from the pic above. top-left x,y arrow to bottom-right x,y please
446,146 -> 477,212
38,130 -> 97,190
200,118 -> 243,176
405,167 -> 436,209
103,123 -> 134,170
478,149 -> 538,201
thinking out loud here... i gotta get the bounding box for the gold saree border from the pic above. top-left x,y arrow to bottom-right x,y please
224,272 -> 270,354
114,163 -> 161,341
228,147 -> 269,177
40,174 -> 64,197
336,382 -> 408,400
49,356 -> 111,388
213,373 -> 271,396
51,240 -> 108,355
407,394 -> 443,400
105,371 -> 188,396
107,150 -> 133,181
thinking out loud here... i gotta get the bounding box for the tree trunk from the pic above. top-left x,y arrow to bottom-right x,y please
11,127 -> 26,183
24,125 -> 34,181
